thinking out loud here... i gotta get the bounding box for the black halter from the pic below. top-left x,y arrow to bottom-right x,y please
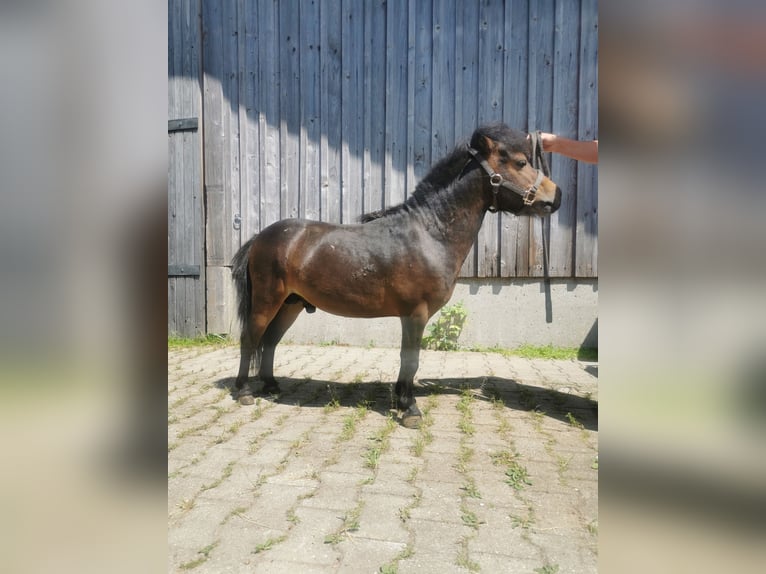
465,144 -> 545,212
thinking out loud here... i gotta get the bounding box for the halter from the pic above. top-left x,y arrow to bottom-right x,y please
465,144 -> 545,212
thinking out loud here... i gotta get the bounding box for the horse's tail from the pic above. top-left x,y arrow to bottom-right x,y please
231,236 -> 256,334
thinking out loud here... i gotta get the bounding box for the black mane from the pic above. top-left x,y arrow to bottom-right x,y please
359,145 -> 470,223
360,123 -> 529,223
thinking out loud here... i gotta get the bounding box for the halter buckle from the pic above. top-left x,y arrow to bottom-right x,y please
489,173 -> 503,187
522,169 -> 545,205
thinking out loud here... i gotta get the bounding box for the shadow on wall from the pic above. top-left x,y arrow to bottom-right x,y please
579,318 -> 598,364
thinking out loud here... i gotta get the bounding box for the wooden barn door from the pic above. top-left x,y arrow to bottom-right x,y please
168,0 -> 205,337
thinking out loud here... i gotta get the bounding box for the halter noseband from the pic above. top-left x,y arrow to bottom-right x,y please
465,144 -> 545,212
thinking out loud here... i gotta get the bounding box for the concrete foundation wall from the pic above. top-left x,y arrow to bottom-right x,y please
280,278 -> 598,349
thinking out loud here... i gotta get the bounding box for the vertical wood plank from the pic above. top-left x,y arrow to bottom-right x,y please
406,0 -> 417,197
431,0 -> 455,163
575,0 -> 598,277
182,127 -> 196,332
499,0 -> 529,277
412,0 -> 432,181
510,0 -> 532,277
340,0 -> 363,223
477,0 -> 505,278
236,0 -> 248,250
279,1 -> 300,219
384,0 -> 408,208
202,0 -> 225,267
548,0 -> 580,277
167,120 -> 179,332
223,0 -> 240,261
258,0 -> 281,228
456,0 -> 479,277
175,0 -> 188,335
168,0 -> 181,279
242,0 -> 260,239
320,0 -> 343,223
363,0 -> 387,215
300,0 -> 321,221
167,277 -> 177,334
527,0 -> 555,278
191,0 -> 205,332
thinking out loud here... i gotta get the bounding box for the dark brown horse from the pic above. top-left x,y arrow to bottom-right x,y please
231,123 -> 562,427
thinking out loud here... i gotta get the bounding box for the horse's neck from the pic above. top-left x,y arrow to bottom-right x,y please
422,177 -> 488,269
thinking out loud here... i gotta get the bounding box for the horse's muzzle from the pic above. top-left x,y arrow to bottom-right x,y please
542,186 -> 562,214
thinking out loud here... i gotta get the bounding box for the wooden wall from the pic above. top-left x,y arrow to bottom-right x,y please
168,0 -> 205,336
169,0 -> 598,335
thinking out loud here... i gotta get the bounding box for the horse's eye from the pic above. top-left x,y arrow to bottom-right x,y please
516,159 -> 527,169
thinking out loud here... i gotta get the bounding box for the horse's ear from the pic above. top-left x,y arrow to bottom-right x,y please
470,132 -> 496,154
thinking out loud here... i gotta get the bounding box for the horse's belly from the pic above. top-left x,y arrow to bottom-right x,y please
297,274 -> 401,318
290,226 -> 452,318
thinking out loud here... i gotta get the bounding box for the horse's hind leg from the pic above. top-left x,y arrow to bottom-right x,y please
235,328 -> 258,405
234,307 -> 282,404
258,302 -> 303,394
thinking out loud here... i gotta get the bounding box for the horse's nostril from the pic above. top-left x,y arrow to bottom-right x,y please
552,187 -> 562,211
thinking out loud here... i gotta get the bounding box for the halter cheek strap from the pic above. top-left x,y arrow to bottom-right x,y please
465,144 -> 545,212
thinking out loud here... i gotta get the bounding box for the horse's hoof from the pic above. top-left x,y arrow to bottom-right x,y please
401,411 -> 422,429
238,394 -> 254,405
262,384 -> 280,396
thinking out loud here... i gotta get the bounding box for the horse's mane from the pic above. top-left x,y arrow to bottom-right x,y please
359,144 -> 471,223
360,123 -> 528,223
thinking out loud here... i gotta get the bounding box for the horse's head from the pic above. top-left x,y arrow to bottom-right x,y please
469,123 -> 562,216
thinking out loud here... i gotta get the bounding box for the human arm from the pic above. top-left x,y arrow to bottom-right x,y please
539,133 -> 598,164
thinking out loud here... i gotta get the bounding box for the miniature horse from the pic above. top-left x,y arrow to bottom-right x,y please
231,123 -> 562,427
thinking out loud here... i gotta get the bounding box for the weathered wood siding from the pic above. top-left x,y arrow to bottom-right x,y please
168,0 -> 205,336
169,0 -> 598,334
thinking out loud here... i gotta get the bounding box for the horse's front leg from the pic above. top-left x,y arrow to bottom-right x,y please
397,315 -> 427,428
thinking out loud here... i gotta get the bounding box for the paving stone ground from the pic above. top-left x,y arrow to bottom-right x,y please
168,344 -> 598,573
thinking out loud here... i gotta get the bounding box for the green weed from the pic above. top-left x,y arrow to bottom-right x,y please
324,501 -> 364,545
380,544 -> 414,573
456,388 -> 475,435
471,344 -> 597,361
179,540 -> 219,570
511,511 -> 535,530
254,535 -> 287,554
363,415 -> 396,470
456,537 -> 480,572
505,461 -> 532,490
490,449 -> 517,467
566,411 -> 584,429
221,506 -> 248,525
461,477 -> 481,499
168,334 -> 230,349
422,302 -> 467,351
201,460 -> 235,492
460,506 -> 482,529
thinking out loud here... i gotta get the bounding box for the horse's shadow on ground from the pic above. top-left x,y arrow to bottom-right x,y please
214,375 -> 597,431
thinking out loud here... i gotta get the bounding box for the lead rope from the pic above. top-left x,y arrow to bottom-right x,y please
529,131 -> 553,323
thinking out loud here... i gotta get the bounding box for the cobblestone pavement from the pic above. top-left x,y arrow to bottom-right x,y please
168,344 -> 598,573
